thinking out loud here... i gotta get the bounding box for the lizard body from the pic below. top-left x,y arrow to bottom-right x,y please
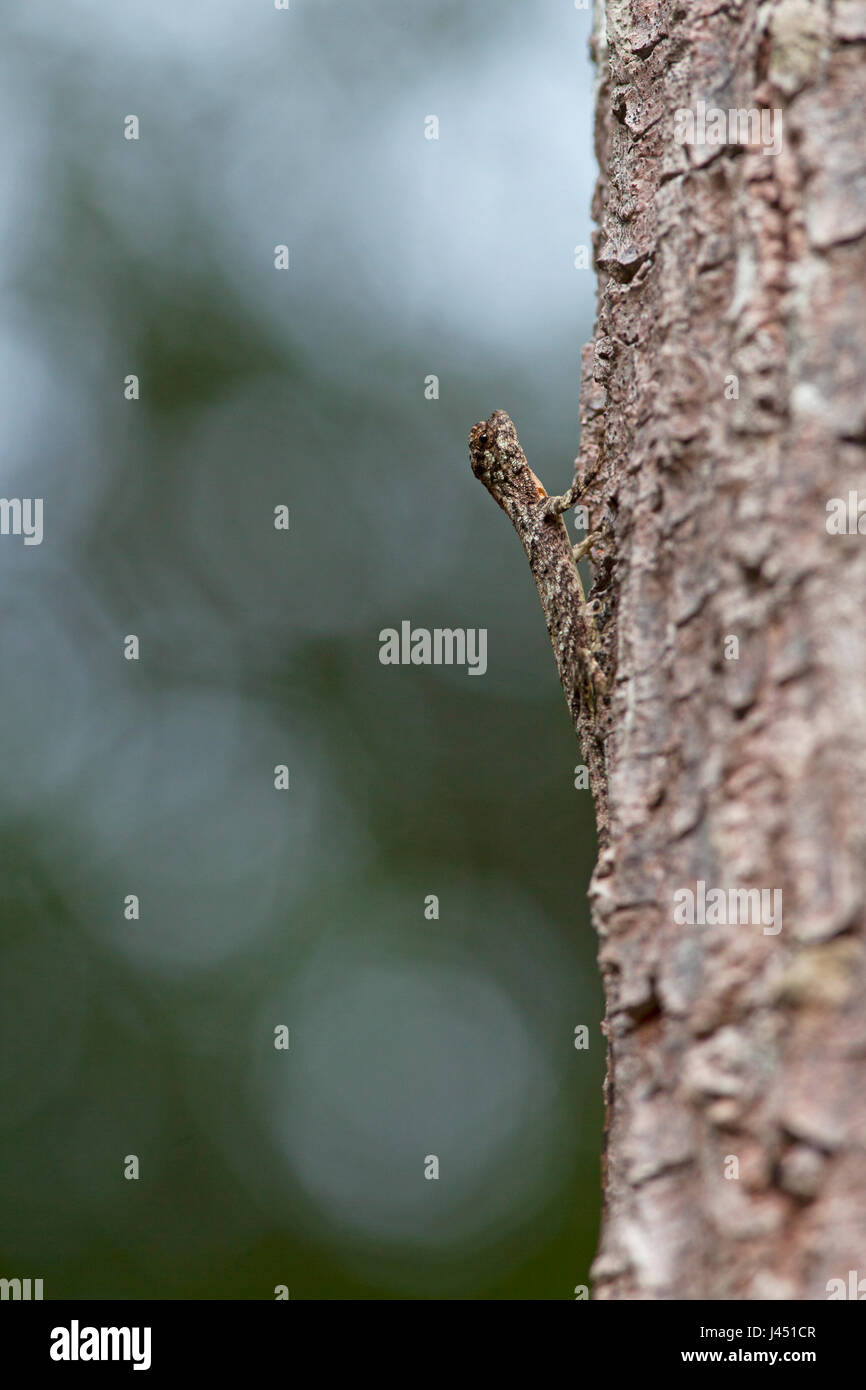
469,410 -> 610,821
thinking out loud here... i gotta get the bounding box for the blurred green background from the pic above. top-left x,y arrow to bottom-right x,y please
0,0 -> 602,1299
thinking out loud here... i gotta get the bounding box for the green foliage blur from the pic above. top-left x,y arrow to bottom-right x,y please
0,0 -> 601,1299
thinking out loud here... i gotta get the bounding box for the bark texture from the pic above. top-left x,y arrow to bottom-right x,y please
579,0 -> 866,1299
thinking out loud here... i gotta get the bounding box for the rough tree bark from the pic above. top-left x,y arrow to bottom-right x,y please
578,0 -> 866,1299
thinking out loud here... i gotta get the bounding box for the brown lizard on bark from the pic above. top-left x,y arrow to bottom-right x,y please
469,409 -> 610,832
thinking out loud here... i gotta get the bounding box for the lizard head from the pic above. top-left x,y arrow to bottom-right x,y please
469,411 -> 547,513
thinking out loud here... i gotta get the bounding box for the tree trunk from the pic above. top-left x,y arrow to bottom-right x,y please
581,0 -> 866,1299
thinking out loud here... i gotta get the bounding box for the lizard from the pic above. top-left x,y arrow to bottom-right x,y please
468,409 -> 611,831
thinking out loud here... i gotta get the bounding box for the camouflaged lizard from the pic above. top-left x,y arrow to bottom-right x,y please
469,410 -> 610,810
